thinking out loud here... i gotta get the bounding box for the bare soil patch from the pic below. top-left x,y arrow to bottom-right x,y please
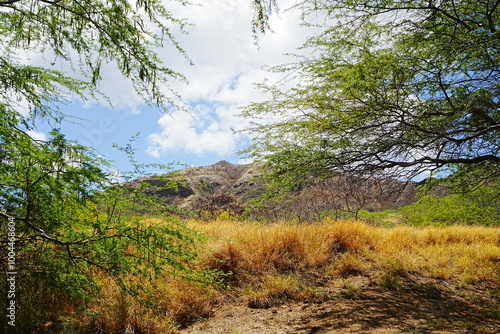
180,276 -> 500,334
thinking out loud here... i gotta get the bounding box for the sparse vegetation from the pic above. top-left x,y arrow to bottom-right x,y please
193,194 -> 246,221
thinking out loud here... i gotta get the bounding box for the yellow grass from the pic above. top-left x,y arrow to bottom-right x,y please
194,219 -> 499,283
78,219 -> 500,333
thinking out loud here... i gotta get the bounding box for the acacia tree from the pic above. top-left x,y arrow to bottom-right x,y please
242,0 -> 500,187
0,1 -> 212,331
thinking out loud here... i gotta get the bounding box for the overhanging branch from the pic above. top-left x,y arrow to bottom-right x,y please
376,154 -> 500,169
0,0 -> 21,5
0,211 -> 132,246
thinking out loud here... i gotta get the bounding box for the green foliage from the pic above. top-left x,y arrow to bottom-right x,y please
0,0 -> 189,112
250,0 -> 275,36
0,124 -> 214,332
0,120 -> 201,314
242,0 -> 500,187
398,185 -> 500,226
358,181 -> 500,226
0,1 -> 212,330
357,210 -> 401,227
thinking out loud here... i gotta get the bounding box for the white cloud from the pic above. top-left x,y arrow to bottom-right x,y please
146,103 -> 247,157
146,0 -> 315,158
86,62 -> 144,114
26,130 -> 47,141
12,0 -> 316,164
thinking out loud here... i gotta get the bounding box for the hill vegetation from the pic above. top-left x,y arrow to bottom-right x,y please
3,158 -> 498,333
128,160 -> 421,221
129,160 -> 500,226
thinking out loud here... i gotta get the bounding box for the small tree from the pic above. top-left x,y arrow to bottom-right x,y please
0,127 -> 208,331
248,174 -> 408,222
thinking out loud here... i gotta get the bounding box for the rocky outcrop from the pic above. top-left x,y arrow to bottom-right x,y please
127,161 -> 265,208
128,160 -> 420,212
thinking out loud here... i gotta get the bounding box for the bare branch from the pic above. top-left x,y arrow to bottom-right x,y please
0,0 -> 21,5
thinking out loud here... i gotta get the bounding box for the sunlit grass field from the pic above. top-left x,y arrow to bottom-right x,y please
73,219 -> 499,333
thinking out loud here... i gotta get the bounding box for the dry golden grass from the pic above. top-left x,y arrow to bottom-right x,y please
194,219 -> 500,284
69,219 -> 500,333
245,274 -> 317,309
79,274 -> 220,334
81,275 -> 178,334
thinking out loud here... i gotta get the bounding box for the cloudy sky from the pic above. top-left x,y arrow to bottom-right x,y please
33,0 -> 317,173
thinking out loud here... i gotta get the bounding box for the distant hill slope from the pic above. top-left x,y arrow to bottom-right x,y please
127,160 -> 421,215
127,161 -> 263,208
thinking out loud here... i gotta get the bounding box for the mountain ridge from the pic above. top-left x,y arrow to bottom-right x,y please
127,160 -> 420,217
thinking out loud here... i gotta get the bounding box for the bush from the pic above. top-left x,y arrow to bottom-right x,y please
193,194 -> 246,221
397,185 -> 500,226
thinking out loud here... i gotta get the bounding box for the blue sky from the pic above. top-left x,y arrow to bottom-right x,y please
27,0 -> 316,175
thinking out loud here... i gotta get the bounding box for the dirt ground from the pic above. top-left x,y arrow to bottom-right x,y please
180,276 -> 500,334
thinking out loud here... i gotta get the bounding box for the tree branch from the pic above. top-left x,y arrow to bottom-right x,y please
486,0 -> 500,33
40,0 -> 63,4
0,0 -> 21,5
377,154 -> 500,169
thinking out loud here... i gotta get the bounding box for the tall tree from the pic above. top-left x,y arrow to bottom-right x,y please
0,1 -> 208,331
242,0 -> 500,186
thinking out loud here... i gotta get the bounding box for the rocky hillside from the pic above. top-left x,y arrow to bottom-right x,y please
127,160 -> 421,216
127,161 -> 263,207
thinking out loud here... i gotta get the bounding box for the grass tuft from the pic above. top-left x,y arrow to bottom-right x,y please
246,275 -> 318,309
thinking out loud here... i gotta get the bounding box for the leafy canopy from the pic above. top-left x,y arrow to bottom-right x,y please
0,0 -> 213,330
242,0 -> 500,186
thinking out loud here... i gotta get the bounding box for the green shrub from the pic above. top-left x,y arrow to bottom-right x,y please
397,185 -> 500,226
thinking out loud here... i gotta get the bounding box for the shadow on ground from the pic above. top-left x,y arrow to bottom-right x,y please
292,276 -> 499,334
